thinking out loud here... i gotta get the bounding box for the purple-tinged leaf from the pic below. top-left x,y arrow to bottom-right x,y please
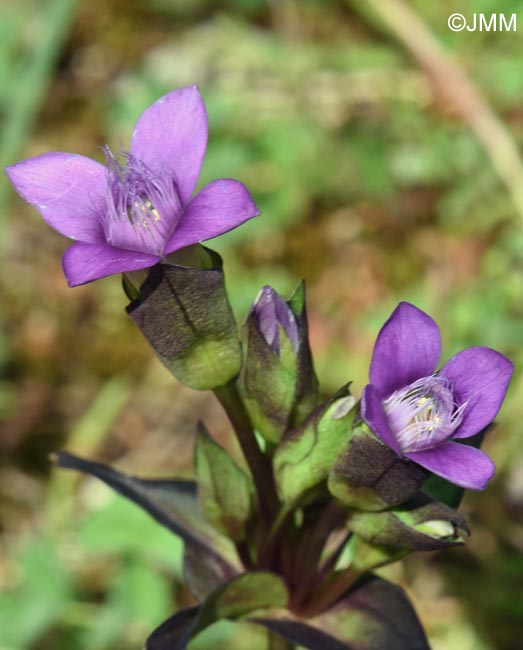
253,575 -> 429,650
55,452 -> 240,572
146,607 -> 200,650
183,544 -> 238,601
146,571 -> 288,649
195,422 -> 255,542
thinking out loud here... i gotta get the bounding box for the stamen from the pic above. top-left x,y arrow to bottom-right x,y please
101,147 -> 182,256
383,375 -> 467,453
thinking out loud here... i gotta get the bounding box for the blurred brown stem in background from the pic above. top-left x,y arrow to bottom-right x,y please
353,0 -> 523,223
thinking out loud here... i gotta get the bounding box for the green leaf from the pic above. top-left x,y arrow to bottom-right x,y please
56,452 -> 241,575
195,422 -> 255,542
146,572 -> 289,649
127,252 -> 241,390
328,425 -> 426,511
273,387 -> 356,505
252,575 -> 430,650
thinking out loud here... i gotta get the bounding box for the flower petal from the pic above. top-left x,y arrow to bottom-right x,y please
164,179 -> 259,253
439,346 -> 514,439
361,384 -> 401,453
369,302 -> 441,395
130,85 -> 208,207
406,441 -> 495,490
6,152 -> 106,243
63,242 -> 159,286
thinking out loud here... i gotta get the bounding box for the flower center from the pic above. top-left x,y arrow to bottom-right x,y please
382,375 -> 467,453
102,148 -> 182,256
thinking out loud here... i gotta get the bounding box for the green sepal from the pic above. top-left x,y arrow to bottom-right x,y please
287,282 -> 320,427
349,495 -> 469,551
239,315 -> 298,444
328,424 -> 426,511
195,422 -> 255,542
273,385 -> 356,505
127,247 -> 241,391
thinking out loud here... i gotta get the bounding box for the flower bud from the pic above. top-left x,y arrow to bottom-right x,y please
127,247 -> 241,390
328,424 -> 426,511
348,496 -> 469,551
239,283 -> 319,444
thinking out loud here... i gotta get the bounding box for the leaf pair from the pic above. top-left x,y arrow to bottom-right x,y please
146,572 -> 430,650
56,453 -> 430,650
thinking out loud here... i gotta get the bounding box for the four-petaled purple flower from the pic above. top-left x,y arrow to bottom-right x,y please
361,302 -> 513,490
6,85 -> 259,286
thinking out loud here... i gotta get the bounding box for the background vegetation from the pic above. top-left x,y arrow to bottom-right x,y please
1,1 -> 522,648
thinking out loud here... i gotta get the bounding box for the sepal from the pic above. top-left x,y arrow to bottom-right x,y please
195,422 -> 255,542
127,247 -> 241,390
273,386 -> 356,505
328,424 -> 426,511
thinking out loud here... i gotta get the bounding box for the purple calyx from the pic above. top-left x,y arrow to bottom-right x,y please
383,375 -> 467,453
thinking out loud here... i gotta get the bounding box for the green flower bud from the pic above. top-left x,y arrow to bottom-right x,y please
349,496 -> 469,551
239,283 -> 319,444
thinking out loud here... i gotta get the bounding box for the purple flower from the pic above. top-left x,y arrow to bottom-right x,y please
6,85 -> 259,286
361,302 -> 513,490
252,286 -> 300,355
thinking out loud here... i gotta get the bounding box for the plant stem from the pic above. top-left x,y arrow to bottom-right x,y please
291,502 -> 346,605
259,502 -> 295,568
214,380 -> 279,524
294,567 -> 362,618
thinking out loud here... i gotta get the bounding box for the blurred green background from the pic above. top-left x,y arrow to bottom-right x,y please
1,0 -> 523,648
